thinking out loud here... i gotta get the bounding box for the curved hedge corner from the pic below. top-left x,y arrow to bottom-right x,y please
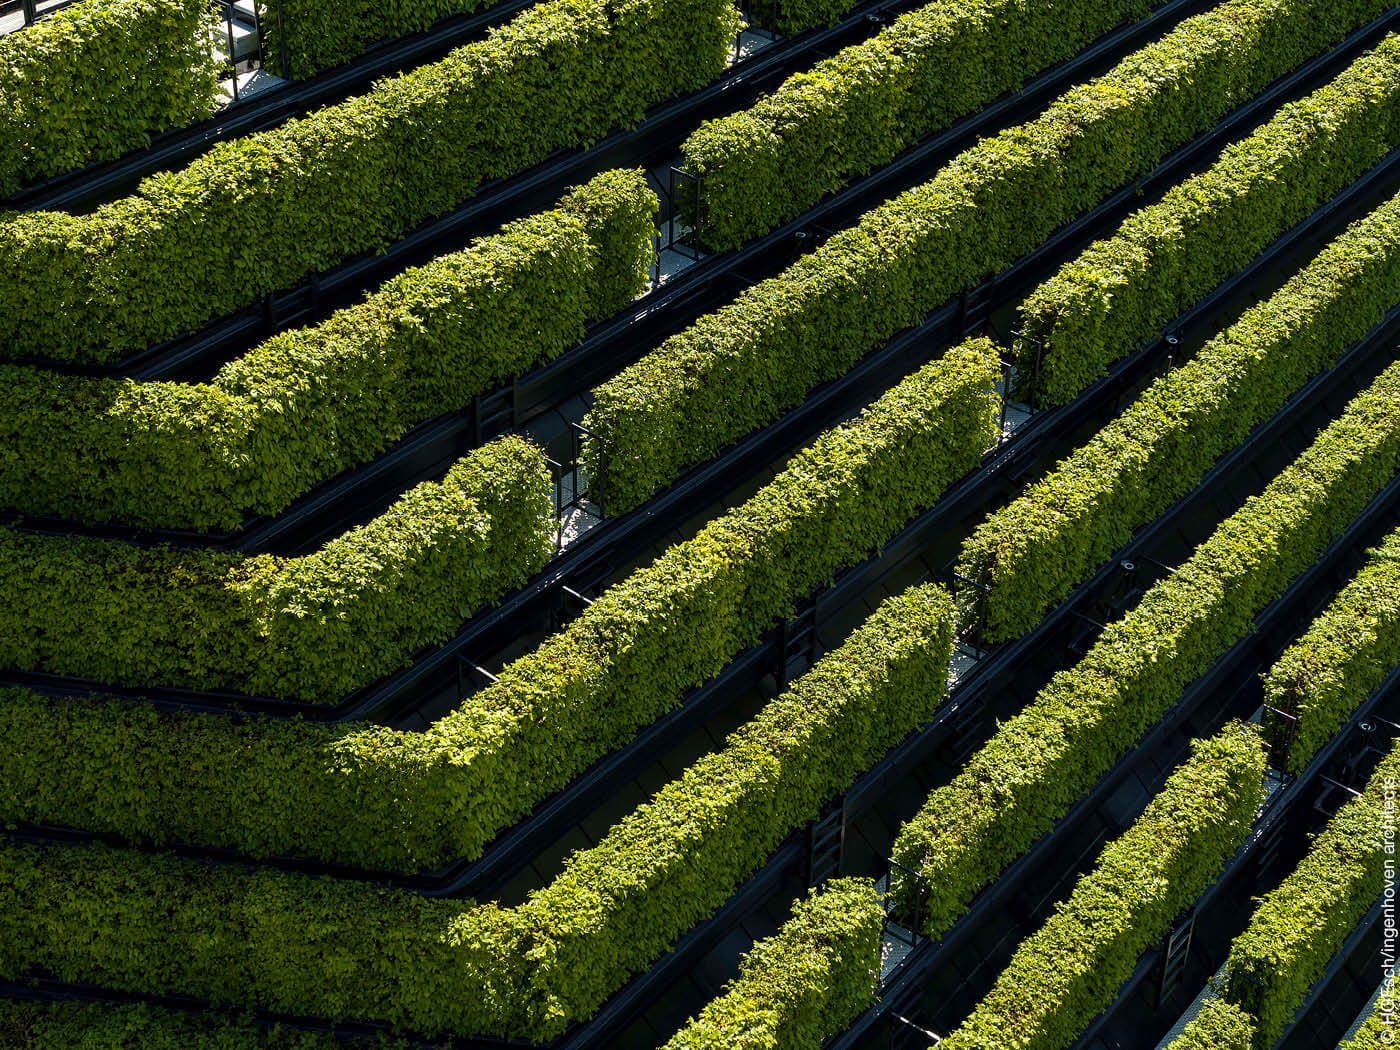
660,879 -> 884,1050
682,0 -> 1152,250
0,587 -> 950,1038
936,724 -> 1265,1050
959,187 -> 1400,644
0,999 -> 426,1049
0,170 -> 655,531
262,0 -> 488,80
584,0 -> 1391,514
1264,528 -> 1400,774
1166,1000 -> 1258,1050
1218,740 -> 1400,1048
0,347 -> 994,875
0,436 -> 553,703
0,0 -> 738,363
1015,35 -> 1400,407
891,359 -> 1400,938
0,0 -> 219,198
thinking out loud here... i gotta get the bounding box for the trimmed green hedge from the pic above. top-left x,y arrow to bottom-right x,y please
1218,740 -> 1399,1048
1015,35 -> 1400,407
1264,527 -> 1400,774
682,0 -> 1152,251
261,0 -> 485,80
0,0 -> 738,363
660,878 -> 884,1050
0,841 -> 525,1037
937,723 -> 1266,1050
0,436 -> 553,703
0,170 -> 655,531
584,0 -> 1390,513
0,0 -> 219,197
0,586 -> 953,1038
1167,1000 -> 1258,1050
891,358 -> 1400,937
959,187 -> 1400,644
0,999 -> 423,1049
745,0 -> 851,37
510,584 -> 954,1024
0,346 -> 995,874
1342,1010 -> 1397,1050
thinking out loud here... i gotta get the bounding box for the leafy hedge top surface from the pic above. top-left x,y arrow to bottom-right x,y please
0,0 -> 219,196
1218,739 -> 1400,1047
0,585 -> 954,1039
1016,33 -> 1400,406
660,878 -> 884,1050
679,0 -> 1153,249
0,0 -> 737,361
1166,999 -> 1258,1050
0,436 -> 554,702
894,358 -> 1400,936
585,0 -> 1391,512
1265,526 -> 1400,772
0,170 -> 655,531
936,724 -> 1266,1050
0,344 -> 995,875
961,184 -> 1400,642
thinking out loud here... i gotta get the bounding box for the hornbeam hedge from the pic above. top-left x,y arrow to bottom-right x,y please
959,188 -> 1400,643
1015,35 -> 1400,406
1264,528 -> 1400,773
0,0 -> 219,197
891,359 -> 1400,937
583,0 -> 1391,513
261,0 -> 486,79
0,171 -> 655,531
1167,1000 -> 1258,1050
0,345 -> 996,872
0,587 -> 954,1037
0,437 -> 553,703
0,1000 -> 422,1049
660,879 -> 884,1050
0,0 -> 738,362
1218,740 -> 1400,1048
681,0 -> 1152,251
936,724 -> 1266,1050
1342,1011 -> 1396,1050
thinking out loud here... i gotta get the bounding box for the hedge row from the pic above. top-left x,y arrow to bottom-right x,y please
746,0 -> 853,37
680,0 -> 1153,251
660,879 -> 884,1050
1015,34 -> 1400,406
0,999 -> 424,1049
1342,1010 -> 1397,1050
0,436 -> 553,703
508,585 -> 954,1025
0,585 -> 954,1038
583,0 -> 1391,513
0,344 -> 997,873
1218,740 -> 1400,1048
0,0 -> 739,363
958,187 -> 1400,643
0,0 -> 219,198
890,358 -> 1400,937
0,171 -> 655,531
261,0 -> 485,80
1264,527 -> 1400,774
937,724 -> 1266,1050
1167,1000 -> 1258,1050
